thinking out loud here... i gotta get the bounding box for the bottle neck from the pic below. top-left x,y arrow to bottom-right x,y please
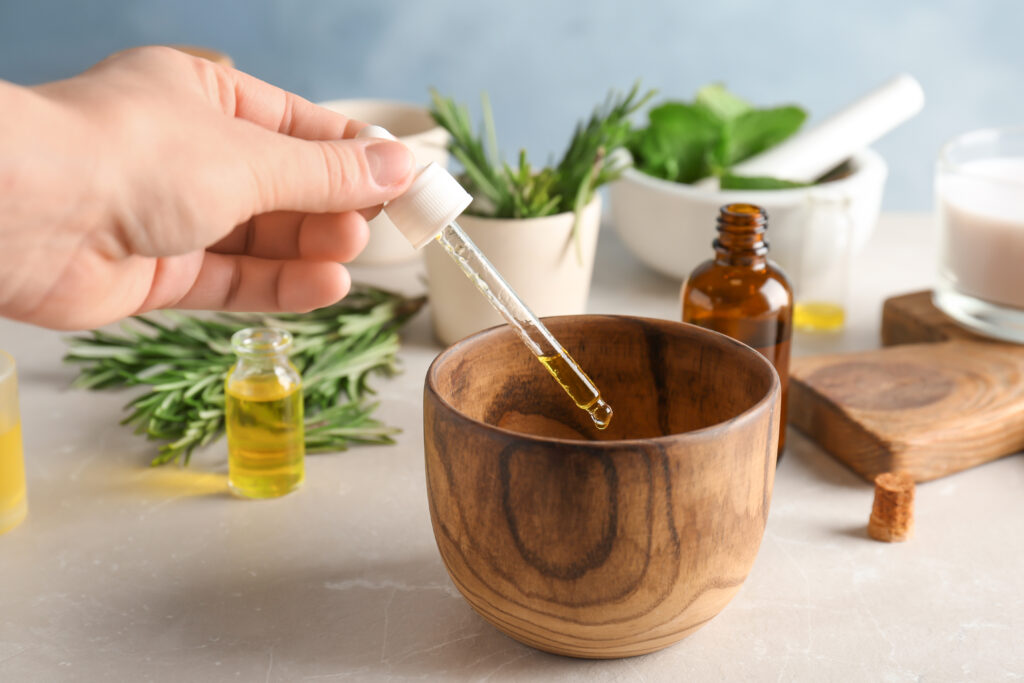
234,355 -> 280,371
712,203 -> 769,269
230,326 -> 296,378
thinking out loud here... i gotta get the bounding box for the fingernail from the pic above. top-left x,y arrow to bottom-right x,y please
366,141 -> 413,187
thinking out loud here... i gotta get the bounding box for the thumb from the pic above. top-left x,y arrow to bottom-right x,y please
248,132 -> 415,215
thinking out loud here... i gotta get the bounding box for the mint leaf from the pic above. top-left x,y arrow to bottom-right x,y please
720,174 -> 810,190
718,105 -> 807,167
629,86 -> 808,188
630,103 -> 719,183
695,83 -> 751,123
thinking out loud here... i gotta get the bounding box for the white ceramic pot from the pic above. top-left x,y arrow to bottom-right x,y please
425,196 -> 603,346
608,149 -> 888,295
319,99 -> 450,265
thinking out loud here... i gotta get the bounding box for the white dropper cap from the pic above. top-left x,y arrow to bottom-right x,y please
356,125 -> 472,249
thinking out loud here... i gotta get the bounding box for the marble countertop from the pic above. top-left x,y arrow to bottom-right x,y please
1,213 -> 1021,681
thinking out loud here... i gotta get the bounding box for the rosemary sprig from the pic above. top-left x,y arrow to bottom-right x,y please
429,82 -> 655,224
63,286 -> 425,466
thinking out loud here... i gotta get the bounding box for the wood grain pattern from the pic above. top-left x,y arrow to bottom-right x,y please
790,339 -> 1024,482
791,290 -> 1024,482
881,290 -> 990,346
424,315 -> 781,658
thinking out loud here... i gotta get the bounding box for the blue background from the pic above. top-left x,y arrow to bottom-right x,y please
2,0 -> 1021,209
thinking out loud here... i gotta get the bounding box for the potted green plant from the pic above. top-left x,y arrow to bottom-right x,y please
426,84 -> 653,346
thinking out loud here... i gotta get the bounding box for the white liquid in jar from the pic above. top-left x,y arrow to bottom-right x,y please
939,157 -> 1024,310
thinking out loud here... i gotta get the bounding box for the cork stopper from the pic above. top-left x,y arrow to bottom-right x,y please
867,471 -> 915,542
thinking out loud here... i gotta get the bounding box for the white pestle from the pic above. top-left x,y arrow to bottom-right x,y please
696,74 -> 925,188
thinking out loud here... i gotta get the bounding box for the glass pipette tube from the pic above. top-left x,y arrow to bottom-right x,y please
354,125 -> 612,429
435,221 -> 613,430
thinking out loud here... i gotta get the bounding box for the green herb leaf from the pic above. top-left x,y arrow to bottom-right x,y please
695,83 -> 751,123
630,103 -> 720,183
430,83 -> 655,221
719,174 -> 810,190
715,105 -> 807,168
629,85 -> 808,188
63,285 -> 425,466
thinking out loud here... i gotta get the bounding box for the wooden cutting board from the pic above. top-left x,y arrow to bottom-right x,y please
879,290 -> 990,345
789,291 -> 1024,482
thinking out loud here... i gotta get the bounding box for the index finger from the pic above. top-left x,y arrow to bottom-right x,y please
201,59 -> 367,141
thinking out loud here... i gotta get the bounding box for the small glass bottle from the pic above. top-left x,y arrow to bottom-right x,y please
681,203 -> 793,457
225,327 -> 305,498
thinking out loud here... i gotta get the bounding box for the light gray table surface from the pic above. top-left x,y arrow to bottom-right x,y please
1,213 -> 1021,682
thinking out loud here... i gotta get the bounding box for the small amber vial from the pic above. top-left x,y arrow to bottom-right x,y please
225,328 -> 305,498
681,203 -> 793,457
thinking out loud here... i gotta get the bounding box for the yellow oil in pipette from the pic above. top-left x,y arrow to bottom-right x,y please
537,352 -> 613,429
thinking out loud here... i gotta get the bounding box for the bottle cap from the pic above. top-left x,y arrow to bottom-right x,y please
355,126 -> 472,249
383,163 -> 472,249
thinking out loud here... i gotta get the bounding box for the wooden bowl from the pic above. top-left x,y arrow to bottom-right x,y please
424,315 -> 781,659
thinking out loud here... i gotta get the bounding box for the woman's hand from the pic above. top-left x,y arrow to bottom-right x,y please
0,46 -> 414,330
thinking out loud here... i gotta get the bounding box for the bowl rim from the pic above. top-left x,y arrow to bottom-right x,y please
937,124 -> 1024,186
455,193 -> 601,227
425,314 -> 782,449
617,147 -> 887,201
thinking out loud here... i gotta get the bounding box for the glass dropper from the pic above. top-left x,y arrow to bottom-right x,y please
358,126 -> 612,430
434,220 -> 612,429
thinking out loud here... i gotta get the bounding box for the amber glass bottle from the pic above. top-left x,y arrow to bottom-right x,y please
681,203 -> 793,457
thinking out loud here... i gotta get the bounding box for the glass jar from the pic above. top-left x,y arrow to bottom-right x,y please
225,328 -> 304,498
934,126 -> 1024,342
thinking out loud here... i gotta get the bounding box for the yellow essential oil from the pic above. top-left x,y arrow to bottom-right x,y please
537,351 -> 613,430
0,421 -> 27,534
793,301 -> 846,332
225,328 -> 304,499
